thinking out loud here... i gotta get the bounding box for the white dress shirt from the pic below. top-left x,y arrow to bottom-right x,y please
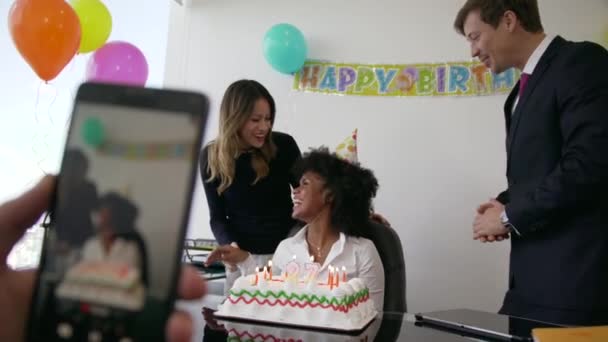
81,237 -> 142,269
238,225 -> 385,311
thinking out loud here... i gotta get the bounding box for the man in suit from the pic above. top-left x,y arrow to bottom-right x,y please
454,0 -> 608,325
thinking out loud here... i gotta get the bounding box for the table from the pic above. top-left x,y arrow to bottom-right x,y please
176,298 -> 557,342
182,244 -> 226,281
198,269 -> 226,281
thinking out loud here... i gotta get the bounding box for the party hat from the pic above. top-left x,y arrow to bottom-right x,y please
335,129 -> 358,163
119,183 -> 132,198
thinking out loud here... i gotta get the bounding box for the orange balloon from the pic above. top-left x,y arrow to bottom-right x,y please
9,0 -> 82,81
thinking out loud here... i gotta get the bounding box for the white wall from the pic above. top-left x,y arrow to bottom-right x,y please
165,0 -> 608,313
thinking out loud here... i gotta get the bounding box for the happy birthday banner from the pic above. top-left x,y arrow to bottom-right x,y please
293,60 -> 520,97
97,141 -> 195,160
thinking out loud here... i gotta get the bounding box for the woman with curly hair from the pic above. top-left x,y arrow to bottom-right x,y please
207,147 -> 385,311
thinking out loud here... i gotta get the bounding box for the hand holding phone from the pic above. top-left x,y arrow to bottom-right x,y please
25,83 -> 209,341
0,177 -> 207,341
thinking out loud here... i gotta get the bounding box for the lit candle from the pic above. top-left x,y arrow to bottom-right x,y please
252,266 -> 259,285
328,265 -> 334,289
304,257 -> 321,284
342,266 -> 347,283
334,269 -> 340,287
263,266 -> 268,280
284,255 -> 300,281
268,260 -> 273,279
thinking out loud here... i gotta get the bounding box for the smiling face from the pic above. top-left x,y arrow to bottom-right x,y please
91,206 -> 115,242
238,98 -> 272,149
292,171 -> 330,223
463,9 -> 515,74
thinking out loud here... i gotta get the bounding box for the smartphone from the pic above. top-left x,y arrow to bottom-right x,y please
26,82 -> 209,341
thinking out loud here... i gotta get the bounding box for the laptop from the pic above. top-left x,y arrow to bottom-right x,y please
414,309 -> 565,341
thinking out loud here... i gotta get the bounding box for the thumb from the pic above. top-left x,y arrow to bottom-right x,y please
0,175 -> 55,264
490,198 -> 502,205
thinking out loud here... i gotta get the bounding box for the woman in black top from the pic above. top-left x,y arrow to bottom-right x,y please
199,79 -> 301,292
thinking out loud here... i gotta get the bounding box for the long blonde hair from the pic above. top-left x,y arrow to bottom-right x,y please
206,80 -> 277,194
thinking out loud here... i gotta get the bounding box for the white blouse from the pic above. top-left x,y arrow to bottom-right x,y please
238,226 -> 385,311
81,237 -> 142,269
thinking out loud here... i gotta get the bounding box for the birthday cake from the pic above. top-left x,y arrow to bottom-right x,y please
215,271 -> 377,331
55,261 -> 145,310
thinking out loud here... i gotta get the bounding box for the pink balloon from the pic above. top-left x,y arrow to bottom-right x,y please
86,41 -> 148,86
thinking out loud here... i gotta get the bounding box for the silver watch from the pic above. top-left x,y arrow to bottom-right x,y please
500,211 -> 514,232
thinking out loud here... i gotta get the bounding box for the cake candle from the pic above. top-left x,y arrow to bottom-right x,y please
334,269 -> 340,287
342,266 -> 347,282
268,260 -> 273,279
284,255 -> 300,282
304,257 -> 321,284
252,267 -> 259,285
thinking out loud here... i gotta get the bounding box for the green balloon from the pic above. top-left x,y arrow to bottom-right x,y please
263,23 -> 308,74
82,117 -> 105,147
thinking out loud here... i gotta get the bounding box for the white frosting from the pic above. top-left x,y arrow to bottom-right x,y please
54,261 -> 145,310
349,278 -> 365,292
217,275 -> 377,331
221,317 -> 383,342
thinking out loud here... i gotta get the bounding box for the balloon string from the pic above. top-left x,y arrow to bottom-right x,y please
32,80 -> 58,175
32,81 -> 44,172
31,132 -> 46,174
42,82 -> 58,175
34,81 -> 42,124
33,81 -> 44,173
45,83 -> 58,125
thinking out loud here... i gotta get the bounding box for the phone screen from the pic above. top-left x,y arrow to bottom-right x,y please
27,87 -> 205,341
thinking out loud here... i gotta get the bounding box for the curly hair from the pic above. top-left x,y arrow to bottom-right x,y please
97,192 -> 148,285
98,192 -> 139,235
292,147 -> 378,237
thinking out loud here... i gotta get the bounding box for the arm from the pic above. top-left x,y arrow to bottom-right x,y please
506,44 -> 608,234
236,253 -> 258,276
80,238 -> 98,261
199,147 -> 233,245
496,189 -> 509,205
358,239 -> 385,311
270,239 -> 290,275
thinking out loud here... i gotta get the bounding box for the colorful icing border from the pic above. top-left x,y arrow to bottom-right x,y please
227,289 -> 370,313
227,329 -> 302,342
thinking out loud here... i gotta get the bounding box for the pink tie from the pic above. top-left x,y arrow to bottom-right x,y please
518,73 -> 530,98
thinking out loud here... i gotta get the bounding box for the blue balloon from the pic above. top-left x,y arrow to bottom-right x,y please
263,23 -> 308,74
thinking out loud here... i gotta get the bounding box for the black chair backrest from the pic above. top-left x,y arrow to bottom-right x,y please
362,220 -> 407,313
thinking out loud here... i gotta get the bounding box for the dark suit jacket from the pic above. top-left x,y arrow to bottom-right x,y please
496,36 -> 608,325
